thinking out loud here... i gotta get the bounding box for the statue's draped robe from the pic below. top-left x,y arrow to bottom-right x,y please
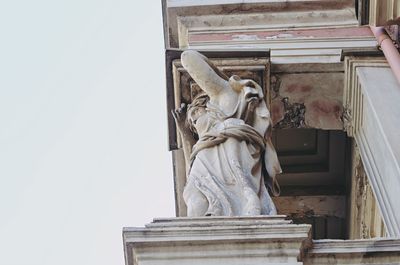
184,86 -> 282,216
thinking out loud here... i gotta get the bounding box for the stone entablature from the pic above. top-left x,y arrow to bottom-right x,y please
162,0 -> 377,63
305,238 -> 400,264
124,216 -> 311,265
123,216 -> 400,265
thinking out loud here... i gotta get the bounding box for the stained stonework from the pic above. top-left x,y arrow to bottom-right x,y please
163,0 -> 362,49
123,216 -> 312,265
123,217 -> 400,265
348,141 -> 386,239
166,50 -> 271,151
271,72 -> 344,130
124,2 -> 400,265
172,50 -> 281,217
274,97 -> 306,129
369,0 -> 400,26
344,58 -> 400,237
304,239 -> 400,265
386,25 -> 400,47
163,0 -> 377,64
167,50 -> 273,216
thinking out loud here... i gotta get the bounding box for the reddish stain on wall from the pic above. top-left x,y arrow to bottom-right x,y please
309,100 -> 342,118
190,26 -> 373,42
286,84 -> 313,93
271,100 -> 284,125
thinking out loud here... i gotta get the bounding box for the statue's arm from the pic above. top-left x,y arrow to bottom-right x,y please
181,50 -> 229,96
171,104 -> 196,172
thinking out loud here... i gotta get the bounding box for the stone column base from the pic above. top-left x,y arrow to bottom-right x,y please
123,216 -> 312,265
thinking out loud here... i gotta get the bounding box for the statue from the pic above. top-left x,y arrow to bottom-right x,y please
172,50 -> 282,217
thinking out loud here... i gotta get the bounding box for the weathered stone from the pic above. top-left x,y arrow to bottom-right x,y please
344,57 -> 400,237
304,238 -> 400,264
273,196 -> 346,219
271,73 -> 344,129
168,50 -> 272,215
348,140 -> 386,239
123,216 -> 400,265
172,50 -> 281,217
123,216 -> 312,265
163,1 -> 376,63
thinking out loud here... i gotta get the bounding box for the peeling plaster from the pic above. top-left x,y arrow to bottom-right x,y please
275,97 -> 306,129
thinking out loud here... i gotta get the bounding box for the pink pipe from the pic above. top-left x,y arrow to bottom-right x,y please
370,26 -> 400,85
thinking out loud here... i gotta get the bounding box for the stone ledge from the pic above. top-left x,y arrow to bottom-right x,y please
310,238 -> 400,253
123,216 -> 312,265
304,238 -> 400,265
148,215 -> 291,227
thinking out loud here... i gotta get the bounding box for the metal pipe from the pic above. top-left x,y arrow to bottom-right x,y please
370,26 -> 400,85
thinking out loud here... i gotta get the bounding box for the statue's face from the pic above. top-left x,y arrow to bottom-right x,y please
188,107 -> 207,131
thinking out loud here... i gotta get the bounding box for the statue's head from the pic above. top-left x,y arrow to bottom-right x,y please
229,75 -> 263,97
228,75 -> 243,92
187,93 -> 209,134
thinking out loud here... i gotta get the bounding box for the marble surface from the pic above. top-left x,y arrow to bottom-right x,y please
123,216 -> 400,265
173,50 -> 281,217
123,216 -> 311,265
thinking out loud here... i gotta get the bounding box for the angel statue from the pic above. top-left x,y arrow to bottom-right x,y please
172,50 -> 282,217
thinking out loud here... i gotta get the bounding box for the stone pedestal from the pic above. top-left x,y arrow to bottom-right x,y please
123,216 -> 312,265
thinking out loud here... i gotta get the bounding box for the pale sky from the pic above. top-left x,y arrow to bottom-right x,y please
0,1 -> 175,265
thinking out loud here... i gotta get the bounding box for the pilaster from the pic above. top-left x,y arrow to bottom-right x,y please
344,56 -> 400,237
369,0 -> 400,26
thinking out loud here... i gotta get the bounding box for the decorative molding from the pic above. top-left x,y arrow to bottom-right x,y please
348,140 -> 386,239
357,0 -> 369,25
369,0 -> 400,26
343,56 -> 387,137
185,29 -> 376,63
163,0 -> 377,63
177,9 -> 359,38
123,216 -> 312,265
310,238 -> 400,253
167,0 -> 340,8
344,56 -> 400,237
123,216 -> 400,265
163,0 -> 379,63
163,0 -> 357,48
304,238 -> 400,264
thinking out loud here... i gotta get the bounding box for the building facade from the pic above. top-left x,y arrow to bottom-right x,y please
123,1 -> 400,264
